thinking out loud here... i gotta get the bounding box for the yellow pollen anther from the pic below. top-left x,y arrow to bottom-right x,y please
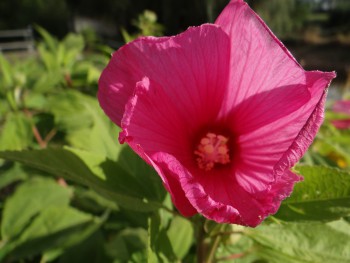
203,145 -> 214,154
194,132 -> 231,171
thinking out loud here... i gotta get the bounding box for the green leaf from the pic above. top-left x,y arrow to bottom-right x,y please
4,206 -> 101,261
63,33 -> 85,53
37,44 -> 58,72
0,163 -> 27,190
1,177 -> 72,240
65,93 -> 121,160
167,216 -> 193,260
47,91 -> 93,131
35,25 -> 58,53
0,148 -> 164,212
106,228 -> 147,261
117,146 -> 167,201
0,54 -> 13,88
148,214 -> 170,263
57,231 -> 112,263
246,220 -> 350,263
33,72 -> 63,92
0,112 -> 33,151
23,92 -> 48,110
73,186 -> 118,213
276,165 -> 350,222
147,213 -> 193,262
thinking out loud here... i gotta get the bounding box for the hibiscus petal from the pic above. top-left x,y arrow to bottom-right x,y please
230,84 -> 311,135
331,119 -> 350,129
152,151 -> 294,227
215,0 -> 306,113
152,152 -> 245,224
98,24 -> 230,128
333,100 -> 350,115
117,24 -> 232,163
236,71 -> 335,194
251,170 -> 302,217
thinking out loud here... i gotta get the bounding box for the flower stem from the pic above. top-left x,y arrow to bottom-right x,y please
205,223 -> 227,263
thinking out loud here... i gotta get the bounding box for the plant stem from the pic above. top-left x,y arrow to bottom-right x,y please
23,109 -> 56,148
210,230 -> 243,238
31,124 -> 46,148
206,233 -> 221,263
205,223 -> 227,263
196,217 -> 206,263
216,252 -> 246,262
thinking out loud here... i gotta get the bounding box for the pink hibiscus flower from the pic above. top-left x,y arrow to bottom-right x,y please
331,100 -> 350,129
98,0 -> 336,226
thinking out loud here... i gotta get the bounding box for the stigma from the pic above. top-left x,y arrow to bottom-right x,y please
194,132 -> 230,171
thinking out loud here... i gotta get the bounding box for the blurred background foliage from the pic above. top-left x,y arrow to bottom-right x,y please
0,0 -> 350,40
0,0 -> 350,262
1,0 -> 349,82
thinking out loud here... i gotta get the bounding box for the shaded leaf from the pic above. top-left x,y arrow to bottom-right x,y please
73,186 -> 118,213
0,163 -> 27,190
106,228 -> 147,261
1,177 -> 72,240
0,148 -> 164,212
4,206 -> 102,261
57,230 -> 112,263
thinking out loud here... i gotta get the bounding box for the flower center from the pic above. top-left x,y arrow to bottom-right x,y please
194,132 -> 231,171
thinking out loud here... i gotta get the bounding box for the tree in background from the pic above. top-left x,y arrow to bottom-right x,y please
247,0 -> 310,39
0,0 -> 70,37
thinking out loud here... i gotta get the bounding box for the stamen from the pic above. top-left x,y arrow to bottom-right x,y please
194,132 -> 231,171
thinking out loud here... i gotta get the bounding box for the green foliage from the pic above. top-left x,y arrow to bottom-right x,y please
247,0 -> 310,38
0,113 -> 33,151
148,213 -> 193,262
245,220 -> 350,263
276,165 -> 350,222
121,10 -> 165,43
1,177 -> 72,241
0,148 -> 166,212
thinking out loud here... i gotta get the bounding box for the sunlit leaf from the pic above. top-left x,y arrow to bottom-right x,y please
246,220 -> 350,263
65,93 -> 121,160
0,54 -> 13,88
47,91 -> 93,131
166,216 -> 193,260
276,165 -> 350,222
0,112 -> 33,151
35,25 -> 58,53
